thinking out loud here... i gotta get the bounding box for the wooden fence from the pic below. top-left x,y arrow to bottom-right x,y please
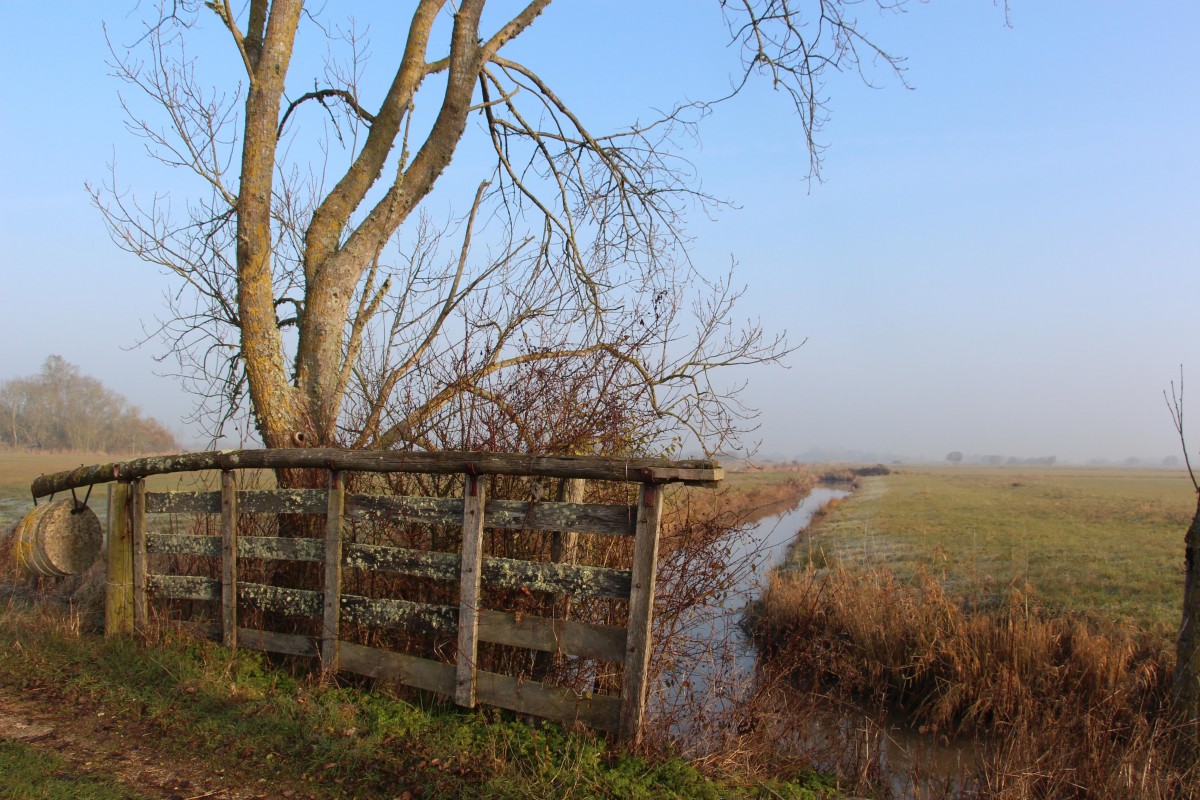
33,449 -> 722,743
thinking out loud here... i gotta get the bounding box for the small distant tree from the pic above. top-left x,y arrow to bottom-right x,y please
1165,372 -> 1200,729
0,356 -> 178,454
946,451 -> 964,465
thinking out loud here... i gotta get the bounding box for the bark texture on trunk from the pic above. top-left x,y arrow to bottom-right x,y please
1175,493 -> 1200,726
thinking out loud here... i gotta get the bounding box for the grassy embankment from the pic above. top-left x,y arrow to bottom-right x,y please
758,466 -> 1199,798
0,450 -> 836,799
786,466 -> 1193,633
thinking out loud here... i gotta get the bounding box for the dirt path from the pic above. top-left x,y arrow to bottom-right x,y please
0,687 -> 314,800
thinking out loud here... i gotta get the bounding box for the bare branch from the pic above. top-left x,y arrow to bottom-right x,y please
1166,368 -> 1200,491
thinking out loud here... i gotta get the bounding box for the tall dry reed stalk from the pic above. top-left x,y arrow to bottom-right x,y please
754,564 -> 1199,798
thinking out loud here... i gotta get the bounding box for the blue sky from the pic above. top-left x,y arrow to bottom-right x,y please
1,2 -> 1197,462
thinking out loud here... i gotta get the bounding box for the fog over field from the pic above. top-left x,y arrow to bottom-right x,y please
0,3 -> 1195,464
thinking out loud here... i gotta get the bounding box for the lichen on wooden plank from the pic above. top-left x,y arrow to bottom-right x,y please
483,557 -> 632,599
483,499 -> 636,536
343,543 -> 459,581
237,582 -> 322,617
146,534 -> 221,558
346,494 -> 463,526
33,449 -> 722,498
148,574 -> 219,601
239,536 -> 323,562
146,534 -> 322,561
340,594 -> 457,634
239,489 -> 327,515
144,491 -> 221,514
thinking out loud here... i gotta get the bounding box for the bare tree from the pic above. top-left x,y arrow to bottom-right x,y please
1166,371 -> 1200,729
0,356 -> 178,454
91,2 -> 906,461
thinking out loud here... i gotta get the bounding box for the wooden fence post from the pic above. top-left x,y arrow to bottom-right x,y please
131,479 -> 148,635
552,478 -> 584,566
322,470 -> 345,673
105,482 -> 133,636
221,470 -> 239,649
620,482 -> 663,743
456,473 -> 486,707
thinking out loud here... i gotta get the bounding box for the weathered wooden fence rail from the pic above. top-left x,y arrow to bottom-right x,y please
33,449 -> 722,743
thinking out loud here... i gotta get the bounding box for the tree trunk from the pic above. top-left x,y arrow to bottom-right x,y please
1175,492 -> 1200,728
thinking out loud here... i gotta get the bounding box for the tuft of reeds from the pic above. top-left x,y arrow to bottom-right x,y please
754,565 -> 1199,798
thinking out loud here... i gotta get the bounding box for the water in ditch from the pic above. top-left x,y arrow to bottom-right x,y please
660,483 -> 977,798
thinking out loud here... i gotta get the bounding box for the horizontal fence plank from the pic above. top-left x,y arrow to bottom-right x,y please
236,627 -> 318,657
483,500 -> 636,536
347,494 -> 462,526
344,543 -> 459,581
146,534 -> 323,562
348,495 -> 636,536
239,582 -> 323,617
146,534 -> 220,558
483,558 -> 631,600
477,610 -> 626,663
147,579 -> 626,662
339,641 -> 455,696
346,543 -> 630,599
145,491 -> 634,537
336,642 -> 619,730
145,491 -> 220,514
341,595 -> 458,635
148,574 -> 218,601
34,448 -> 722,497
241,536 -> 323,562
144,490 -> 329,516
477,670 -> 620,732
239,489 -> 327,515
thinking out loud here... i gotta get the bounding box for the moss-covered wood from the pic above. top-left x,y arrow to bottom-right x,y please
239,582 -> 323,617
33,448 -> 722,498
343,543 -> 459,580
144,489 -> 328,515
144,536 -> 631,598
148,574 -> 219,601
146,533 -> 324,561
144,491 -> 220,514
340,595 -> 458,634
483,557 -> 631,599
346,493 -> 462,526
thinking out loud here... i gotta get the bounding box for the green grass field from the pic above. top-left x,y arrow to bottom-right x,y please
789,465 -> 1197,636
0,450 -> 259,534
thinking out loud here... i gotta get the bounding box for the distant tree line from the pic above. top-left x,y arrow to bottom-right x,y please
0,356 -> 178,454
